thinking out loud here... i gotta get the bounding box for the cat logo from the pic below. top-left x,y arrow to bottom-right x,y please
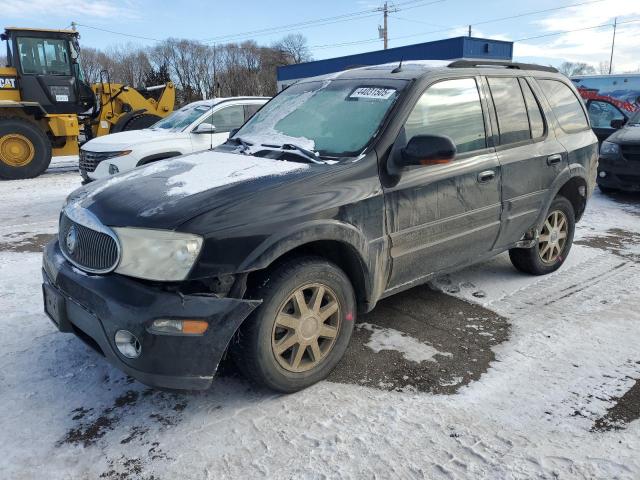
0,76 -> 17,89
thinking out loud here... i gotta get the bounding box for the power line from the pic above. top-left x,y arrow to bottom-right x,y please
513,17 -> 640,42
201,0 -> 446,44
309,0 -> 611,51
73,23 -> 163,42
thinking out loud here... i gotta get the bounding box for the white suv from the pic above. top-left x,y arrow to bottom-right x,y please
79,97 -> 269,181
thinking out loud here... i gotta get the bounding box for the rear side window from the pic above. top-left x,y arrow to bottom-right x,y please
405,78 -> 486,154
538,79 -> 589,133
487,77 -> 530,145
520,79 -> 545,138
245,103 -> 262,120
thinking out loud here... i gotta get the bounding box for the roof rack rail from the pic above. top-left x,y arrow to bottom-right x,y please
448,59 -> 558,73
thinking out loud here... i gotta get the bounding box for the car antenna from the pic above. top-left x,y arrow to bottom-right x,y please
391,58 -> 403,74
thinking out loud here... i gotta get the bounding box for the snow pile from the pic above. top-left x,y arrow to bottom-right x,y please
164,151 -> 309,197
358,322 -> 452,363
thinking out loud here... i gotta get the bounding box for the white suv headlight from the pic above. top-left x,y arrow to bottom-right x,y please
113,228 -> 203,281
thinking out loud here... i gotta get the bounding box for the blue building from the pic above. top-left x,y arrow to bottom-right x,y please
277,36 -> 513,90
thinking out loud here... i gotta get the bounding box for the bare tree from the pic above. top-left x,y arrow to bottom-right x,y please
272,34 -> 312,64
598,61 -> 611,75
0,54 -> 7,67
79,46 -> 113,84
76,33 -> 312,104
558,61 -> 596,77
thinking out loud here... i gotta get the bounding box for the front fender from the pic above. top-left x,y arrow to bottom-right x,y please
239,219 -> 369,270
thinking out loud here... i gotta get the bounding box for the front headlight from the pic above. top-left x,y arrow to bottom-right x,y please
113,228 -> 203,281
600,141 -> 620,155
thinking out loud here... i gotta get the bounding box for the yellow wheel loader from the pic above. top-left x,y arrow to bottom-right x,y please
0,27 -> 175,180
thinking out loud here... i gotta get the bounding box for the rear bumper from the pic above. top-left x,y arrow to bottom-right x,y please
42,240 -> 259,390
597,157 -> 640,191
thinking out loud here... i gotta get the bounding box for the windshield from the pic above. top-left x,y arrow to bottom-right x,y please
151,103 -> 212,131
235,79 -> 407,157
17,37 -> 72,75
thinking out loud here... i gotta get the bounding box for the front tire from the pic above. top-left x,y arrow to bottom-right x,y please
0,117 -> 52,180
509,195 -> 575,275
232,256 -> 356,393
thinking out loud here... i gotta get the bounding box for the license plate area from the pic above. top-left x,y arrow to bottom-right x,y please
43,283 -> 71,331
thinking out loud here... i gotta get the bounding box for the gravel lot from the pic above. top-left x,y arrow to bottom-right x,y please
1,162 -> 639,479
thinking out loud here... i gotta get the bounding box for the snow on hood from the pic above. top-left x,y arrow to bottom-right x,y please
83,150 -> 309,202
164,151 -> 309,197
82,128 -> 186,152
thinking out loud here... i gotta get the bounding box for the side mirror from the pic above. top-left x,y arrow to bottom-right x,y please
610,118 -> 626,129
193,123 -> 216,134
399,134 -> 456,167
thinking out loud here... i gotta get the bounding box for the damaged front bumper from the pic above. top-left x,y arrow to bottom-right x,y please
42,240 -> 259,390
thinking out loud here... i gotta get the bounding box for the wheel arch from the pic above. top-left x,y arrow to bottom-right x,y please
240,221 -> 374,313
537,169 -> 589,226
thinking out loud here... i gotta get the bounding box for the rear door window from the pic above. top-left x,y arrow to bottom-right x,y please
538,79 -> 589,133
405,78 -> 486,154
487,77 -> 531,145
520,79 -> 546,139
207,105 -> 245,133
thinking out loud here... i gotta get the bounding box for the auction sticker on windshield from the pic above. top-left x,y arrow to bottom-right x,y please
349,87 -> 397,100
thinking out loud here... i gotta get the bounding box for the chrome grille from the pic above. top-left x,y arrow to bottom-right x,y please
621,145 -> 640,162
59,213 -> 119,273
79,150 -> 117,173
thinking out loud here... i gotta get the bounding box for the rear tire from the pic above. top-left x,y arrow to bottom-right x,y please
232,256 -> 356,393
123,113 -> 162,131
0,117 -> 52,180
509,195 -> 575,275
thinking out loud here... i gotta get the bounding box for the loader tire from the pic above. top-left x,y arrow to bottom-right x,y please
0,117 -> 52,180
123,113 -> 162,131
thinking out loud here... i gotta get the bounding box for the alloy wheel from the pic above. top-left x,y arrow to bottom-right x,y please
271,283 -> 341,373
538,210 -> 568,264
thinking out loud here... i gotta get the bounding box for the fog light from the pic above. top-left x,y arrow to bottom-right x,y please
149,319 -> 209,336
599,171 -> 607,178
114,330 -> 141,358
109,164 -> 120,175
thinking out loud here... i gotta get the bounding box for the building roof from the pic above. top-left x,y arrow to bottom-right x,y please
277,36 -> 513,82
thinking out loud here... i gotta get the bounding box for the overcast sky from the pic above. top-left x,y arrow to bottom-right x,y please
4,0 -> 640,72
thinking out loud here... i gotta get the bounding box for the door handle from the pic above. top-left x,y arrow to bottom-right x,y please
477,170 -> 496,183
547,154 -> 562,166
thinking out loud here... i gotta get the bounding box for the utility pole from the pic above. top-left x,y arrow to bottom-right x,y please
384,2 -> 388,49
609,17 -> 617,75
377,2 -> 397,50
468,25 -> 472,37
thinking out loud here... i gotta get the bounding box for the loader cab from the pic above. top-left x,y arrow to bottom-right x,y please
1,28 -> 95,114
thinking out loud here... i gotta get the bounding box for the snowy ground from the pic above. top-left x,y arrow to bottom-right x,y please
1,164 -> 639,479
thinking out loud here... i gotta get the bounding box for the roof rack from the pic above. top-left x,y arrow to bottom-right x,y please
448,59 -> 558,73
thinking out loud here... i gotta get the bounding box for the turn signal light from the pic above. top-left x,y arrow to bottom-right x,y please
149,319 -> 208,336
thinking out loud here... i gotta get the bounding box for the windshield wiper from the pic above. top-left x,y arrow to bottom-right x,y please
261,143 -> 326,164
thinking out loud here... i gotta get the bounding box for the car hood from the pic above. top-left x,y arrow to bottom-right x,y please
608,125 -> 640,144
65,150 -> 314,229
82,129 -> 188,151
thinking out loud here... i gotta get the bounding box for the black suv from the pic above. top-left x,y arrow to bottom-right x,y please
42,60 -> 598,392
596,109 -> 640,193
